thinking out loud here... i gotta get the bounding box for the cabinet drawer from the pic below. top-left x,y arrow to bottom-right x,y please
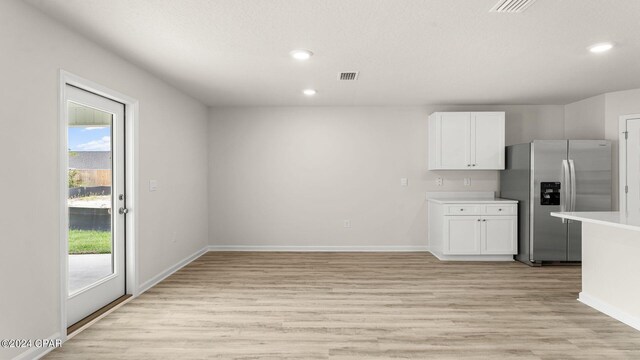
484,205 -> 516,215
446,205 -> 481,215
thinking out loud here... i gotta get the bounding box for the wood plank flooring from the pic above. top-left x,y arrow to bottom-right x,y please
46,252 -> 640,359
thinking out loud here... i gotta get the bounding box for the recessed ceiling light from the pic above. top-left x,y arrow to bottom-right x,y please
588,42 -> 614,53
303,89 -> 317,96
290,49 -> 313,61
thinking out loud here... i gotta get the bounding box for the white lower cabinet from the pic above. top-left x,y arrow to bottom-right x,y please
429,199 -> 518,261
444,216 -> 516,255
445,217 -> 481,254
481,216 -> 517,254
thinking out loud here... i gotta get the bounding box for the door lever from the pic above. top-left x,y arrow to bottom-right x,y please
118,207 -> 129,215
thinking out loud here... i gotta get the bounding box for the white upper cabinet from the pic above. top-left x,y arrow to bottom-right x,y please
471,112 -> 505,169
428,112 -> 505,170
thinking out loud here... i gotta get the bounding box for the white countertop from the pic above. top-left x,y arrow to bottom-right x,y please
551,211 -> 640,232
428,198 -> 518,204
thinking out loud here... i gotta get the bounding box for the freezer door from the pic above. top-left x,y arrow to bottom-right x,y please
532,140 -> 568,262
567,140 -> 612,261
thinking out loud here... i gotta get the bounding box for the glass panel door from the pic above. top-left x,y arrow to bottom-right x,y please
65,85 -> 126,326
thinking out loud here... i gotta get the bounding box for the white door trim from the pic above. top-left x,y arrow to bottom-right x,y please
58,70 -> 139,342
619,114 -> 640,215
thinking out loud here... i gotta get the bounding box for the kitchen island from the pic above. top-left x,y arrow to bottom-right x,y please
551,211 -> 640,331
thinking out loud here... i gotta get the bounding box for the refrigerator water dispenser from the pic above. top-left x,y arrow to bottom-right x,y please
541,182 -> 561,205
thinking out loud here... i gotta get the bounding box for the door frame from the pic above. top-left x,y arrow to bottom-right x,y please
58,70 -> 139,342
619,114 -> 640,215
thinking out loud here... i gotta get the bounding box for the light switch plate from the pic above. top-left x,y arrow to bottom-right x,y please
464,178 -> 471,186
149,180 -> 158,192
436,177 -> 443,186
400,178 -> 408,187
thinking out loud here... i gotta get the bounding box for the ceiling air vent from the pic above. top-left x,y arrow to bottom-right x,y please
338,72 -> 359,81
490,0 -> 537,13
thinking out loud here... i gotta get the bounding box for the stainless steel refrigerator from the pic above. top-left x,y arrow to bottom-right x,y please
500,140 -> 612,265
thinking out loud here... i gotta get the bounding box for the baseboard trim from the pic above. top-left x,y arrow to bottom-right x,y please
208,245 -> 429,252
11,332 -> 61,360
429,250 -> 514,262
578,292 -> 640,332
137,246 -> 208,295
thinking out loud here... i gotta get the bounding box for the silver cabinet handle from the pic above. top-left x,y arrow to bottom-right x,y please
118,207 -> 129,215
498,208 -> 502,211
477,219 -> 481,222
482,219 -> 486,222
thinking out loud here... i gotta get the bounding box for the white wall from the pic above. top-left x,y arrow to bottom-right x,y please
563,88 -> 640,210
564,94 -> 606,139
208,105 -> 564,249
604,88 -> 640,210
0,2 -> 209,359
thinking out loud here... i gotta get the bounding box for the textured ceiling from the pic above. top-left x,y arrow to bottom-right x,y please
24,0 -> 640,106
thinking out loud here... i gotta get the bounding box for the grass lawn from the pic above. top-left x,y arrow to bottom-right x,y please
69,230 -> 111,254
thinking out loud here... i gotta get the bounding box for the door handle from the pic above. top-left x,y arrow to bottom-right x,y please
118,207 -> 129,215
561,160 -> 570,223
569,159 -> 576,213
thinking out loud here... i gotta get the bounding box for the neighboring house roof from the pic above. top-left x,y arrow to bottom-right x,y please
69,151 -> 111,170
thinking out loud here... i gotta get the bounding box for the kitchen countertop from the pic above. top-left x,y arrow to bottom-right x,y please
551,211 -> 640,232
428,198 -> 518,204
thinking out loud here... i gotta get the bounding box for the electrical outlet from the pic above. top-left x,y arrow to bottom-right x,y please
464,178 -> 471,186
400,178 -> 408,187
343,220 -> 352,228
149,180 -> 158,192
436,177 -> 443,186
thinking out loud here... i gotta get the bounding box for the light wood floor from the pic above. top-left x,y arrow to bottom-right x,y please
46,252 -> 640,359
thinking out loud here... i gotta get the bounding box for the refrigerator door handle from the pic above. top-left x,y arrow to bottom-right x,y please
569,159 -> 577,213
561,159 -> 570,223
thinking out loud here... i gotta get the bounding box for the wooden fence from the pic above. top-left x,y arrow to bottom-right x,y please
73,170 -> 111,187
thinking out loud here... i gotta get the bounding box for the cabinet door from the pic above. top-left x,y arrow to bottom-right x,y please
481,216 -> 517,254
444,217 -> 480,254
435,112 -> 471,169
471,112 -> 505,169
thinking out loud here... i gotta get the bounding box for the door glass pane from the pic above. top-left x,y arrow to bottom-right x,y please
67,101 -> 114,295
